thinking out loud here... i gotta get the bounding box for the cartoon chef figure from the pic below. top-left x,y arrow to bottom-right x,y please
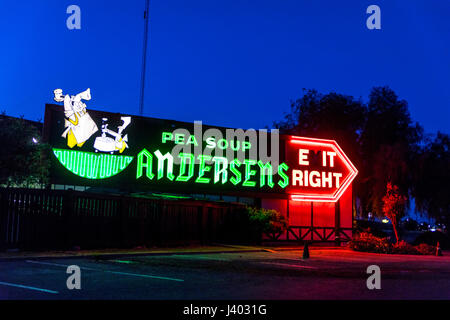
54,88 -> 98,148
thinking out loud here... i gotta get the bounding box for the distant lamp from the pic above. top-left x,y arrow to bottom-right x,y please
382,218 -> 389,224
32,137 -> 38,144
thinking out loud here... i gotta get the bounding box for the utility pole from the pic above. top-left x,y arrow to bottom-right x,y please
139,0 -> 150,116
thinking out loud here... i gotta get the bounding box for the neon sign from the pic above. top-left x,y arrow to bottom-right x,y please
44,104 -> 357,201
53,149 -> 133,179
135,148 -> 289,188
287,136 -> 358,202
50,89 -> 134,179
53,88 -> 98,149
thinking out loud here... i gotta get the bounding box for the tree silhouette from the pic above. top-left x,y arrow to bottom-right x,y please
273,88 -> 366,176
412,132 -> 450,225
0,114 -> 50,187
358,86 -> 422,217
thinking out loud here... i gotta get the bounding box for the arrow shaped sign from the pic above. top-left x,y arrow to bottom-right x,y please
285,136 -> 358,202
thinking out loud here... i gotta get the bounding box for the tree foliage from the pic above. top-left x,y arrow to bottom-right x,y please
0,114 -> 50,187
273,89 -> 366,174
412,132 -> 450,224
359,87 -> 422,216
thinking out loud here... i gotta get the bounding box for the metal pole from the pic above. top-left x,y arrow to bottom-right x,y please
335,199 -> 341,246
139,0 -> 150,116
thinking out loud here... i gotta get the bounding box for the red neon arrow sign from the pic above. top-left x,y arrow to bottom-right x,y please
287,136 -> 358,202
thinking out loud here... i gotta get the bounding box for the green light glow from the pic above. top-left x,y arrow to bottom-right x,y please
195,155 -> 211,184
176,153 -> 195,182
243,159 -> 257,187
154,150 -> 175,181
137,148 -> 155,180
113,260 -> 136,264
151,193 -> 191,199
258,161 -> 274,188
278,163 -> 289,188
230,140 -> 240,151
53,148 -> 133,179
162,132 -> 173,143
229,159 -> 242,185
187,135 -> 199,146
213,156 -> 228,184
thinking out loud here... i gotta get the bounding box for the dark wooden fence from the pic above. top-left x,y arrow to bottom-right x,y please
0,188 -> 250,251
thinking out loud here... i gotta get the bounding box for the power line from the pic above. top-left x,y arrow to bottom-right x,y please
139,0 -> 150,116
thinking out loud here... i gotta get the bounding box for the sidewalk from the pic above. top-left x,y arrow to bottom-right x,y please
0,244 -> 343,261
0,244 -> 265,261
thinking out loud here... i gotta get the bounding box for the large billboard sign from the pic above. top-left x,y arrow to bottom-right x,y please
44,90 -> 357,201
286,136 -> 358,202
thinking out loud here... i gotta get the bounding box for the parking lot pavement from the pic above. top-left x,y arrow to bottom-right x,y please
0,249 -> 449,300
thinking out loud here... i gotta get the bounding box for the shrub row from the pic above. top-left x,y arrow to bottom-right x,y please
348,232 -> 437,255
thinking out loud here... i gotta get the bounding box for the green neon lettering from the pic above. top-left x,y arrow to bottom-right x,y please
174,133 -> 184,144
242,141 -> 251,151
278,163 -> 289,188
257,160 -> 274,188
213,156 -> 228,184
196,155 -> 211,184
154,150 -> 175,180
229,159 -> 242,185
161,132 -> 173,143
176,153 -> 195,182
187,135 -> 199,146
137,148 -> 155,179
205,137 -> 216,149
243,159 -> 257,187
230,140 -> 240,151
217,139 -> 228,149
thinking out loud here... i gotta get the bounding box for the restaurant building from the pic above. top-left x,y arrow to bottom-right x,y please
42,93 -> 357,243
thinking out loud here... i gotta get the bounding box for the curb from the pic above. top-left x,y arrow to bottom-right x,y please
0,245 -> 346,262
0,248 -> 267,262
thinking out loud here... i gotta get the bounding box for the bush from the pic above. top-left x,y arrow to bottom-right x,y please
246,207 -> 288,240
413,231 -> 450,249
347,232 -> 391,253
415,243 -> 436,255
391,240 -> 418,255
348,232 -> 438,255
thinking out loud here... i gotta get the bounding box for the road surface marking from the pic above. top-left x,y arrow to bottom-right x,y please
0,281 -> 59,294
26,260 -> 97,270
281,258 -> 321,263
107,271 -> 184,282
259,262 -> 317,269
172,254 -> 229,261
26,260 -> 184,282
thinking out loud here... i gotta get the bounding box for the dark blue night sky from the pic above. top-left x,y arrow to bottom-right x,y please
1,0 -> 449,134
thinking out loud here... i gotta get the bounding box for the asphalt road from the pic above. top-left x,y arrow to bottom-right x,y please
0,249 -> 449,300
